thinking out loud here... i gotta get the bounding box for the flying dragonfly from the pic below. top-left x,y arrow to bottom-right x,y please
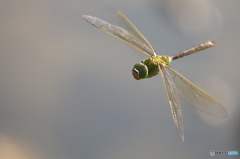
83,11 -> 227,141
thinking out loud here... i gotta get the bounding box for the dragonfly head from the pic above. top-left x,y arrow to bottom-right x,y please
132,62 -> 148,80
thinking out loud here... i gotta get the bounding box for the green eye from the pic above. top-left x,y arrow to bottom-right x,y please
132,62 -> 148,80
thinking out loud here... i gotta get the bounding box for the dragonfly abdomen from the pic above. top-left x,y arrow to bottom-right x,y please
171,41 -> 215,60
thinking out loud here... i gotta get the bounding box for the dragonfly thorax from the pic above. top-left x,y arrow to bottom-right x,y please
132,55 -> 172,80
152,55 -> 172,65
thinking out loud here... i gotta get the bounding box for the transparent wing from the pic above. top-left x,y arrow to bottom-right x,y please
115,11 -> 156,56
83,14 -> 156,57
163,65 -> 227,118
159,65 -> 184,142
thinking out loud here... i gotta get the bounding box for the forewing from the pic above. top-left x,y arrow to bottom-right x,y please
164,65 -> 227,118
115,11 -> 156,56
159,65 -> 184,142
83,15 -> 156,56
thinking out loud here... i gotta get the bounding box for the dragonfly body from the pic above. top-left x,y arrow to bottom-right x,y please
132,40 -> 215,80
83,12 -> 227,142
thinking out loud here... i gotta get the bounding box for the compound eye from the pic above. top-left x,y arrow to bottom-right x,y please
132,63 -> 148,80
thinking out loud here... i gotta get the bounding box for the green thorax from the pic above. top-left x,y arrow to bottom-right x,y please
143,55 -> 171,77
132,55 -> 172,80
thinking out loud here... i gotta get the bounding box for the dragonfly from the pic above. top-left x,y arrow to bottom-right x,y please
83,11 -> 227,141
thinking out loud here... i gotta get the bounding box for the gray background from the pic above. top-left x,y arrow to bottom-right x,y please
0,0 -> 239,159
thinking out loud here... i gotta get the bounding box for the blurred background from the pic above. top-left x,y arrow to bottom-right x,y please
0,0 -> 239,159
